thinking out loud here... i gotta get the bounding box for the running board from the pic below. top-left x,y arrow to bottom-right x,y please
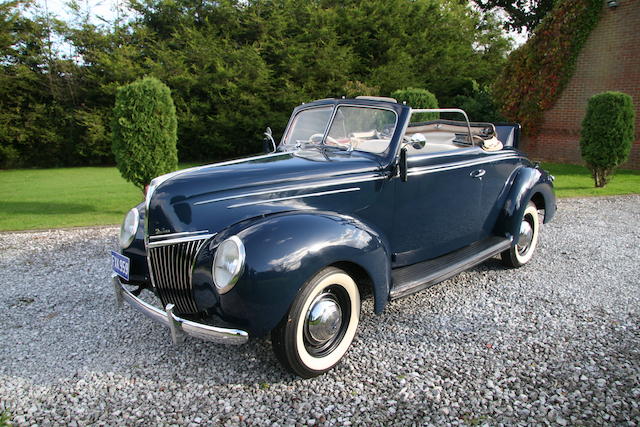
390,236 -> 512,300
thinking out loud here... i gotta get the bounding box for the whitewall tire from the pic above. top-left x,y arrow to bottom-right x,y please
271,267 -> 360,378
501,201 -> 540,268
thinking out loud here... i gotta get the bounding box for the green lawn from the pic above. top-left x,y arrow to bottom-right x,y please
541,162 -> 640,198
1,162 -> 638,231
0,167 -> 143,231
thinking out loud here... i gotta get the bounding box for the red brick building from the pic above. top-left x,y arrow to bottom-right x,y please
521,0 -> 640,169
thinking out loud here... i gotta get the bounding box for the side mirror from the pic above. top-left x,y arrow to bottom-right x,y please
409,133 -> 426,150
399,147 -> 408,182
263,127 -> 276,153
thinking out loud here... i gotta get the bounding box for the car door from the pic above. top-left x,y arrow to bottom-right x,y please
391,147 -> 484,267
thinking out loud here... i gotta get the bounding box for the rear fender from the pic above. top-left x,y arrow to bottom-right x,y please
498,166 -> 556,245
203,211 -> 391,337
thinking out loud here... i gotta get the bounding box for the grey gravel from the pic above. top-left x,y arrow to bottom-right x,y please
1,195 -> 639,426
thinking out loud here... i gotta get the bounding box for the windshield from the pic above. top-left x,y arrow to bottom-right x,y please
282,105 -> 397,154
283,107 -> 333,147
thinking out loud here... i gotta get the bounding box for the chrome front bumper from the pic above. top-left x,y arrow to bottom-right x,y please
112,275 -> 248,345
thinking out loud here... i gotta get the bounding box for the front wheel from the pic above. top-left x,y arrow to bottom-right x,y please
501,201 -> 540,268
271,267 -> 360,378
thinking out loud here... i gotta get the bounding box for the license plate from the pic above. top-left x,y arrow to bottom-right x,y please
111,251 -> 130,281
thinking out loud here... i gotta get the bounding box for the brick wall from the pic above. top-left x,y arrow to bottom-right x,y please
521,0 -> 640,170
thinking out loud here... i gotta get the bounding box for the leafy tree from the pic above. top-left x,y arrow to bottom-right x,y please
0,1 -> 78,168
580,92 -> 635,188
392,88 -> 439,121
474,0 -> 556,33
329,0 -> 510,98
112,77 -> 178,189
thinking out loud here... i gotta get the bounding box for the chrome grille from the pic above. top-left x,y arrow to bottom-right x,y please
148,238 -> 208,314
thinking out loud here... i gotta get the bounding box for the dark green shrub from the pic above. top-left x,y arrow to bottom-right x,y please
451,85 -> 505,123
580,91 -> 635,187
112,77 -> 178,190
0,145 -> 20,169
391,88 -> 439,122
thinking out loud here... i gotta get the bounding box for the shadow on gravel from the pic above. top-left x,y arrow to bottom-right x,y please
468,257 -> 507,272
96,307 -> 298,386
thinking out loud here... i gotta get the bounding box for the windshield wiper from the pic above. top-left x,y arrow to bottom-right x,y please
294,141 -> 351,152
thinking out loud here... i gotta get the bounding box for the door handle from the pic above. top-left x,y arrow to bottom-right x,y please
470,169 -> 486,179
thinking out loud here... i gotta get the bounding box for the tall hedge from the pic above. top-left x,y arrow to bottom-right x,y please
580,92 -> 635,187
0,0 -> 511,168
112,77 -> 178,190
392,88 -> 439,122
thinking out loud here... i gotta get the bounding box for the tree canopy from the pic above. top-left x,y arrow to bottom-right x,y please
474,0 -> 556,34
0,0 -> 512,168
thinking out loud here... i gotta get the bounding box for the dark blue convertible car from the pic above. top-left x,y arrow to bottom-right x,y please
112,97 -> 555,377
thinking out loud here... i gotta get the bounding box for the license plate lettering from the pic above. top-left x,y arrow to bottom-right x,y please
110,251 -> 130,281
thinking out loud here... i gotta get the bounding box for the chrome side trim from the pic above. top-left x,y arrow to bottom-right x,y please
194,175 -> 385,206
147,233 -> 216,249
227,187 -> 361,209
113,275 -> 249,345
407,154 -> 523,177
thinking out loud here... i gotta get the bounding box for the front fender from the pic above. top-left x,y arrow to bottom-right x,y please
498,165 -> 556,244
194,211 -> 391,337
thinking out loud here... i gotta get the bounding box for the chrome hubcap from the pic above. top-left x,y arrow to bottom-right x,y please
517,219 -> 534,255
306,293 -> 343,344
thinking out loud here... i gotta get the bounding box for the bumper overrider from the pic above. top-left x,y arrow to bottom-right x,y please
112,275 -> 249,345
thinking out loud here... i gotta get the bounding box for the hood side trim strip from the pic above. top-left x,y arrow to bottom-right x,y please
194,174 -> 384,206
227,187 -> 361,209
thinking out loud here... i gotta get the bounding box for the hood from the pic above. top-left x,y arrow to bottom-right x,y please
147,149 -> 384,236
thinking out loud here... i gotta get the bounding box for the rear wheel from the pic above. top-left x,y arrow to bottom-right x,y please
501,201 -> 540,268
271,267 -> 360,378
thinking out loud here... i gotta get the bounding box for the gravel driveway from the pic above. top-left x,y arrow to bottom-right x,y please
1,196 -> 639,426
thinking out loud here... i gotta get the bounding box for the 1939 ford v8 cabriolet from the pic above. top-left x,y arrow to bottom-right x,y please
111,97 -> 555,377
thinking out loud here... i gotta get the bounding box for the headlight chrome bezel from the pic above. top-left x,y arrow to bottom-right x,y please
119,208 -> 140,249
212,235 -> 246,294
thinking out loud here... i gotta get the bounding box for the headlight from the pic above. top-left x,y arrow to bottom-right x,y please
119,208 -> 139,248
212,236 -> 245,294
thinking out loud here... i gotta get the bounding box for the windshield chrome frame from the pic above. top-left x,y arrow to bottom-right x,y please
281,105 -> 335,149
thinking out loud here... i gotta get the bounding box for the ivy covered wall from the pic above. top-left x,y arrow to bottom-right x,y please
493,0 -> 603,136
